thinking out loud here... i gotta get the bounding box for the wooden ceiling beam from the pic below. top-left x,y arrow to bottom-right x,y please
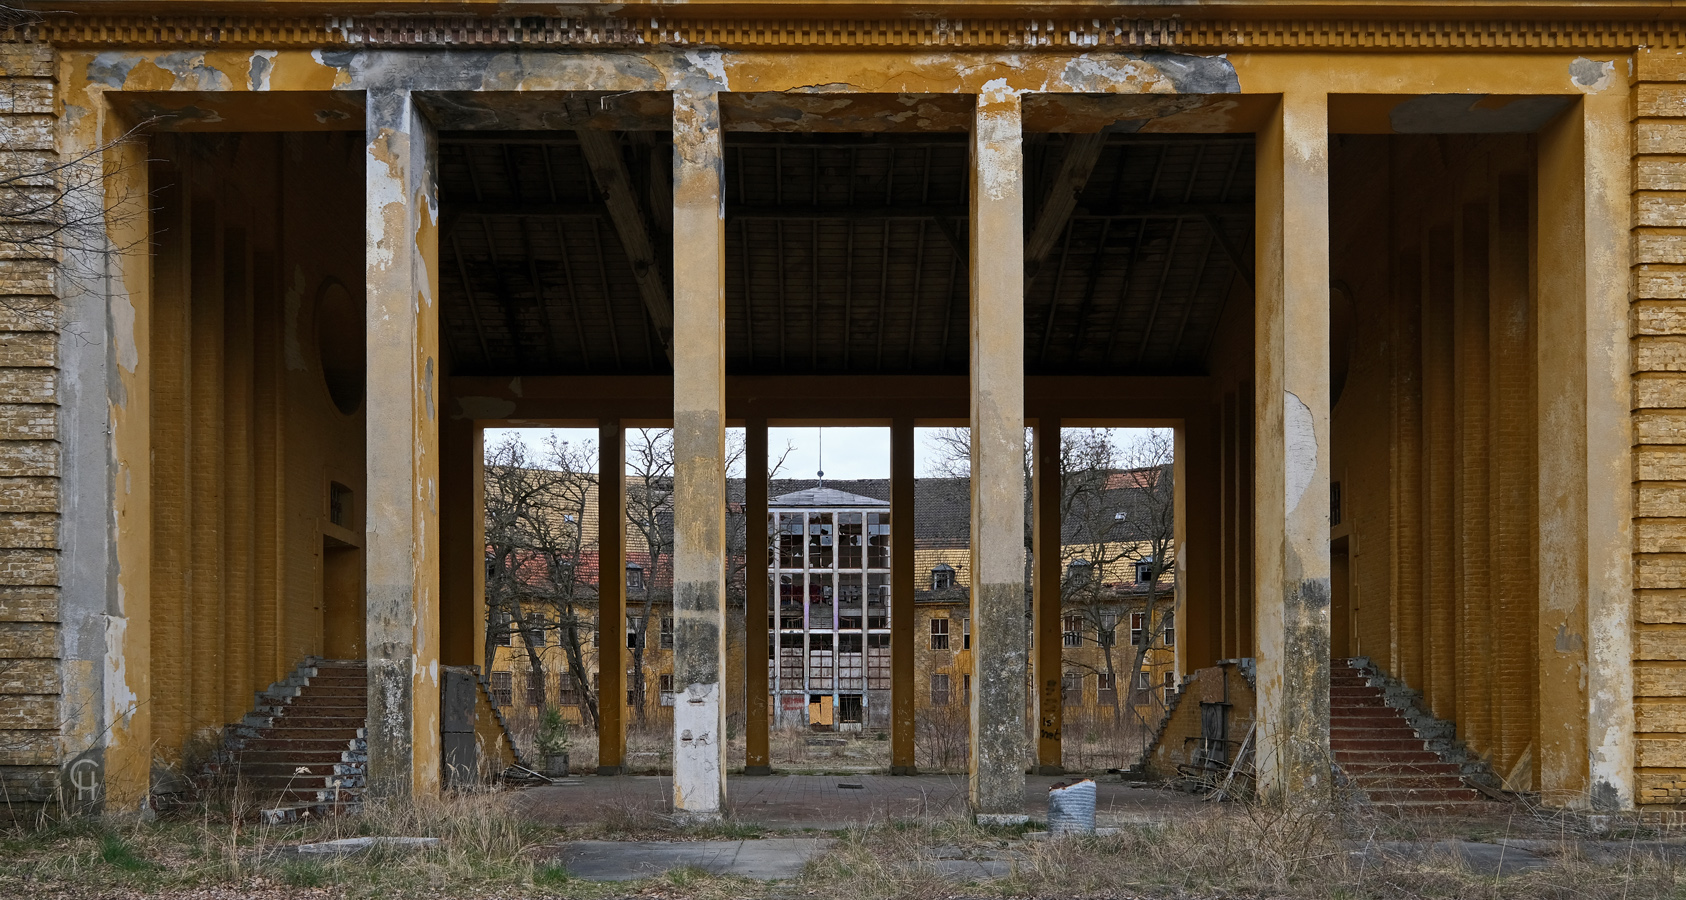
1025,132 -> 1107,286
575,128 -> 676,364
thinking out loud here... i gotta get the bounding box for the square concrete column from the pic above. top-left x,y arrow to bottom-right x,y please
890,416 -> 917,774
968,88 -> 1029,821
1252,91 -> 1332,799
1537,92 -> 1634,809
364,88 -> 442,798
671,88 -> 728,819
1032,417 -> 1063,775
597,420 -> 627,775
744,418 -> 772,775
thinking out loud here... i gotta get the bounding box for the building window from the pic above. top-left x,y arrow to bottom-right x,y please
527,670 -> 544,706
1061,672 -> 1081,705
1164,672 -> 1177,705
494,611 -> 512,647
931,673 -> 951,706
961,616 -> 971,650
524,620 -> 546,648
627,671 -> 645,707
626,562 -> 644,591
1135,559 -> 1155,584
931,564 -> 955,590
1062,615 -> 1083,648
930,618 -> 950,650
660,616 -> 674,649
962,674 -> 972,706
1163,611 -> 1175,648
491,671 -> 513,707
660,673 -> 676,707
558,672 -> 577,706
1097,672 -> 1117,704
329,482 -> 353,528
1136,670 -> 1151,691
1067,558 -> 1092,586
1130,612 -> 1145,647
626,617 -> 645,649
1099,613 -> 1117,647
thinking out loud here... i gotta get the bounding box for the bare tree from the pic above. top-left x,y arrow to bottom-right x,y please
483,433 -> 602,729
623,428 -> 674,725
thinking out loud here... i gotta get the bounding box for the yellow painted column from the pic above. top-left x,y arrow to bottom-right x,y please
890,416 -> 917,774
597,420 -> 626,774
1252,91 -> 1332,799
968,87 -> 1029,821
671,87 -> 728,820
1032,417 -> 1063,775
364,88 -> 442,798
745,417 -> 771,775
1539,86 -> 1635,809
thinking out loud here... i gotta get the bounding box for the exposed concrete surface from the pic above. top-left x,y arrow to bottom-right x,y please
554,838 -> 832,881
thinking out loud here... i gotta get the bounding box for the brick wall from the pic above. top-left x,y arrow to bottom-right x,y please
1632,47 -> 1686,807
0,43 -> 61,804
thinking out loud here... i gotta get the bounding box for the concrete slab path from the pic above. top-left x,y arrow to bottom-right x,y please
554,838 -> 833,881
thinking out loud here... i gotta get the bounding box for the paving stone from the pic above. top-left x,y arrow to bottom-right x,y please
554,837 -> 833,881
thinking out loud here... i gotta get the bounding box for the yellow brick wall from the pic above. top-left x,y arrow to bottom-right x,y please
0,43 -> 62,803
1632,47 -> 1686,806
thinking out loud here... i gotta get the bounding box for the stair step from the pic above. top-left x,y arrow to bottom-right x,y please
1337,750 -> 1443,765
1341,762 -> 1461,777
229,750 -> 358,765
1364,788 -> 1484,804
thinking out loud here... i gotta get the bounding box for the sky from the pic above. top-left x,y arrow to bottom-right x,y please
484,425 -> 1168,478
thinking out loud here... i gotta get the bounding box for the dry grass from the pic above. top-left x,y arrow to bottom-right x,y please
4,786 -> 1685,899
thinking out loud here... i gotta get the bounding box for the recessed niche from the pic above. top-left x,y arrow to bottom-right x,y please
316,280 -> 364,415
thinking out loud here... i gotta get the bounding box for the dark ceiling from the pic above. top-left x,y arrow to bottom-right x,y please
438,132 -> 1253,378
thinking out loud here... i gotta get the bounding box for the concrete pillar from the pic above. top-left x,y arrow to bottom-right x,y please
671,87 -> 728,819
890,417 -> 917,774
745,418 -> 772,775
1538,93 -> 1634,809
968,88 -> 1028,821
364,88 -> 442,798
1252,91 -> 1332,799
1032,417 -> 1063,774
597,420 -> 626,774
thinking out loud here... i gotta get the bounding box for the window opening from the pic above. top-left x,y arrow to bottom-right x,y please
930,617 -> 950,650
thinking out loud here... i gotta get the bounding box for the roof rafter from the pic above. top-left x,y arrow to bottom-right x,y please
576,129 -> 675,364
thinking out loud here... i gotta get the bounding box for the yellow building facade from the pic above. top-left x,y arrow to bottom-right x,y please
0,0 -> 1680,820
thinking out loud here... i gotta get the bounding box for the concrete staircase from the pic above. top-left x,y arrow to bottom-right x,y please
221,658 -> 367,821
1331,658 -> 1485,812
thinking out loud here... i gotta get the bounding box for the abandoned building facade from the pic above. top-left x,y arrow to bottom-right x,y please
484,477 -> 1176,751
0,0 -> 1680,821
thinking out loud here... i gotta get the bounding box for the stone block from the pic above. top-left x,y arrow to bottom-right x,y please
1638,191 -> 1686,228
0,621 -> 55,657
1638,627 -> 1686,660
0,585 -> 55,622
0,513 -> 57,549
1635,484 -> 1686,517
0,441 -> 56,478
0,80 -> 54,117
1637,411 -> 1686,444
0,298 -> 59,333
1637,519 -> 1686,553
1638,47 -> 1686,82
0,730 -> 56,766
0,369 -> 55,406
1636,552 -> 1686,588
0,477 -> 55,513
1638,267 -> 1686,300
0,115 -> 55,152
0,549 -> 56,586
1636,336 -> 1686,373
0,405 -> 55,442
0,658 -> 56,694
1639,738 -> 1686,768
0,765 -> 56,803
0,46 -> 54,79
1637,447 -> 1686,480
1637,662 -> 1686,694
0,335 -> 55,368
1639,122 -> 1686,157
1636,157 -> 1686,191
1634,301 -> 1686,334
1635,233 -> 1686,266
0,695 -> 54,729
1640,590 -> 1686,624
1636,697 -> 1686,732
1640,85 -> 1686,118
1633,374 -> 1686,409
0,260 -> 53,298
